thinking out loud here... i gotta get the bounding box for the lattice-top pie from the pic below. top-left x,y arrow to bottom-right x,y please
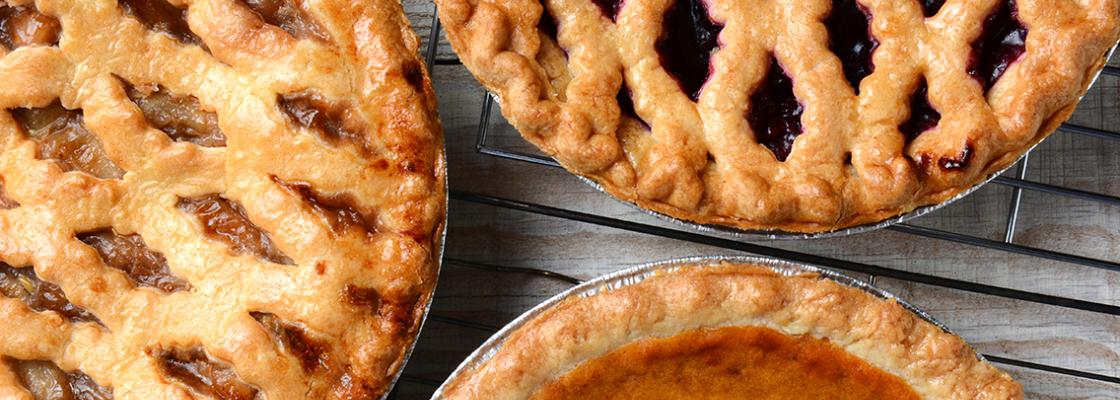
0,0 -> 445,399
436,0 -> 1120,233
435,261 -> 1023,399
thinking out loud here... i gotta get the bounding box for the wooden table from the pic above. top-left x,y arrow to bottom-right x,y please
396,2 -> 1120,398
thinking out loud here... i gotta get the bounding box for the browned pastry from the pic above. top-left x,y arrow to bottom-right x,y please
0,0 -> 446,399
435,0 -> 1120,233
436,261 -> 1023,399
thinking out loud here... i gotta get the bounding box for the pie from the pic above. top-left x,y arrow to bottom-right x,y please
435,0 -> 1120,233
0,0 -> 445,399
435,261 -> 1023,399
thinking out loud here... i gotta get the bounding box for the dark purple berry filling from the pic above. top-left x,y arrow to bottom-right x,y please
747,58 -> 804,162
538,3 -> 559,40
968,0 -> 1027,92
826,0 -> 878,94
616,82 -> 650,129
593,0 -> 623,21
939,143 -> 972,170
920,0 -> 945,17
655,0 -> 723,102
899,78 -> 941,141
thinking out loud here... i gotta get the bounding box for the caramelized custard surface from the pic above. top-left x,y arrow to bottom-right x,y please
530,326 -> 920,400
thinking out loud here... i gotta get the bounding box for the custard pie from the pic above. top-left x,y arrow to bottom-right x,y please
0,0 -> 445,399
435,261 -> 1023,400
436,0 -> 1120,233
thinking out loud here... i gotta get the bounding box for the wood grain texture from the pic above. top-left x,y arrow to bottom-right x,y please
397,2 -> 1120,399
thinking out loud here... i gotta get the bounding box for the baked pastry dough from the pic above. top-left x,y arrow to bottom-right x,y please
436,0 -> 1120,233
436,261 -> 1023,400
0,0 -> 445,398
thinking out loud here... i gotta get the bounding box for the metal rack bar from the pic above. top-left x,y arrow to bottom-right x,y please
885,224 -> 1120,272
1004,155 -> 1029,242
449,190 -> 1120,315
1061,123 -> 1120,141
427,315 -> 501,332
423,12 -> 441,71
992,175 -> 1120,206
445,257 -> 583,284
406,4 -> 1120,396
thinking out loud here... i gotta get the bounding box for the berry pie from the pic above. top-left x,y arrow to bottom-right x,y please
0,0 -> 445,399
435,261 -> 1023,399
436,0 -> 1120,233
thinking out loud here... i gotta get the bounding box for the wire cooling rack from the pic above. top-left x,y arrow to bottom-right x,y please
390,4 -> 1120,399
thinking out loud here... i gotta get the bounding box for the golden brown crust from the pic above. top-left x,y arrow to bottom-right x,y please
436,0 -> 1120,233
0,0 -> 445,399
438,262 -> 1023,400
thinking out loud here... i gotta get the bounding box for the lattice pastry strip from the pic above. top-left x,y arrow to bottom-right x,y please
437,0 -> 1120,232
0,0 -> 445,399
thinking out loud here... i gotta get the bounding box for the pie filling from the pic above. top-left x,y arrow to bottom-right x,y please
0,178 -> 18,209
592,0 -> 622,22
615,82 -> 651,129
747,58 -> 804,162
0,5 -> 60,50
529,326 -> 920,400
826,0 -> 877,93
969,0 -> 1027,92
119,0 -> 204,46
343,284 -> 418,332
0,263 -> 100,324
277,92 -> 372,156
537,4 -> 558,41
273,176 -> 378,236
655,0 -> 723,102
251,312 -> 330,372
900,78 -> 941,141
124,82 -> 226,147
920,0 -> 946,17
240,0 -> 329,41
155,348 -> 259,400
177,195 -> 294,265
4,358 -> 113,400
10,102 -> 125,180
77,230 -> 192,293
938,143 -> 972,170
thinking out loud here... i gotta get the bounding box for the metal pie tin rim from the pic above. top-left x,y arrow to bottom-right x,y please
432,255 -> 973,398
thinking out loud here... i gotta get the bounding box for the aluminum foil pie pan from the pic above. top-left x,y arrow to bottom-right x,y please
432,255 -> 976,398
566,44 -> 1120,240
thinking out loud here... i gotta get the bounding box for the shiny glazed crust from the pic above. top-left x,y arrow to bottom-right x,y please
438,262 -> 1023,400
436,0 -> 1120,233
0,0 -> 445,399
